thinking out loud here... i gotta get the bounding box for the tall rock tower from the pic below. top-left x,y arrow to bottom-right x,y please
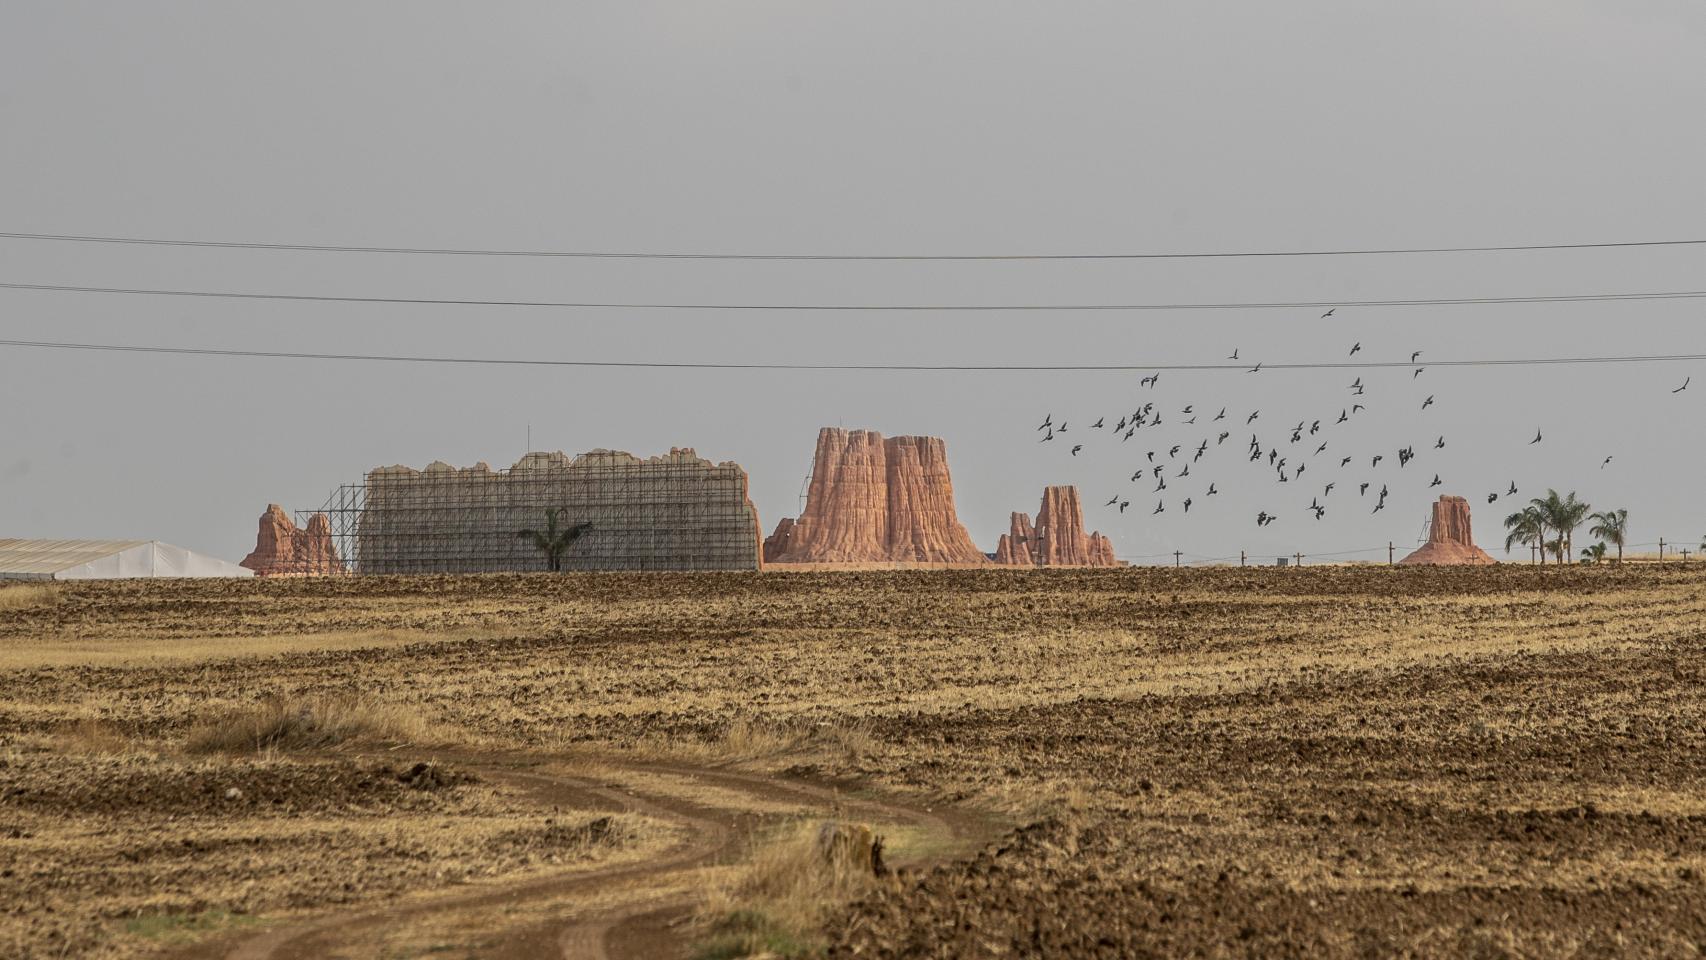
992,485 -> 1120,567
765,428 -> 987,564
1398,495 -> 1496,565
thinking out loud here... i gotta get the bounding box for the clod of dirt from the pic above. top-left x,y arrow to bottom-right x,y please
394,761 -> 478,791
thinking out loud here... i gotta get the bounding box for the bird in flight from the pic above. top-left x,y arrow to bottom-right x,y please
1675,376 -> 1691,394
1324,482 -> 1335,496
1371,454 -> 1384,467
1182,405 -> 1194,414
1324,308 -> 1337,318
1228,348 -> 1239,360
1155,477 -> 1167,492
1430,474 -> 1442,488
1435,436 -> 1445,449
1091,417 -> 1104,429
1070,444 -> 1082,456
1058,421 -> 1069,432
1147,450 -> 1156,462
1411,351 -> 1423,363
1247,410 -> 1260,424
1106,494 -> 1120,506
1178,464 -> 1191,478
1217,431 -> 1230,445
1340,456 -> 1353,468
1349,377 -> 1363,391
1037,415 -> 1051,431
1248,362 -> 1263,373
1372,500 -> 1385,514
1352,403 -> 1366,413
1130,470 -> 1143,482
1168,444 -> 1181,458
1316,441 -> 1329,455
1119,500 -> 1130,513
1183,497 -> 1193,513
1348,342 -> 1360,356
1413,367 -> 1425,379
1214,407 -> 1227,421
1256,510 -> 1272,527
1487,493 -> 1498,504
1041,429 -> 1054,443
1508,481 -> 1518,495
1359,482 -> 1370,496
1601,456 -> 1612,469
1206,483 -> 1219,496
1530,429 -> 1543,444
1337,409 -> 1348,424
1422,395 -> 1434,410
1153,500 -> 1165,515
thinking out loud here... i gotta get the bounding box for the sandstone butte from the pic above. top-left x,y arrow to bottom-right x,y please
1398,495 -> 1497,565
240,504 -> 346,576
992,485 -> 1120,567
764,428 -> 988,564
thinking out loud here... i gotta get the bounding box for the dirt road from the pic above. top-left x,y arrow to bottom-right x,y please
182,752 -> 987,960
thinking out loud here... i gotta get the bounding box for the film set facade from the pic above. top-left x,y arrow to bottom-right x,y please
306,449 -> 763,573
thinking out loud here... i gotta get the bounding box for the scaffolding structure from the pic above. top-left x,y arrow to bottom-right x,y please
300,449 -> 762,574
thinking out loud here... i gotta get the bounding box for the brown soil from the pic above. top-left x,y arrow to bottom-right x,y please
3,566 -> 1705,957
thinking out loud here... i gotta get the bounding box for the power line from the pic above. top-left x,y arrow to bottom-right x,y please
4,280 -> 1706,311
4,230 -> 1705,260
5,338 -> 1706,371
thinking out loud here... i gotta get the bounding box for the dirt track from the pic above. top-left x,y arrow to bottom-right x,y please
178,753 -> 983,960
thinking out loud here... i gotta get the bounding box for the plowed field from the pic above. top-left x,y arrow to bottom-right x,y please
3,566 -> 1704,958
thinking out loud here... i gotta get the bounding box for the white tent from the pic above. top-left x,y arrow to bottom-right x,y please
0,539 -> 254,581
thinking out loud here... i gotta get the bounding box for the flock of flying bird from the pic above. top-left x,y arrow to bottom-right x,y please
1032,326 -> 1694,530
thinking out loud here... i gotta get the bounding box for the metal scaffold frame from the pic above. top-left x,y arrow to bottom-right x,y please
298,450 -> 761,574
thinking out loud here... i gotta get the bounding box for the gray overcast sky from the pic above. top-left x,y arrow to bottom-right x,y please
3,1 -> 1704,565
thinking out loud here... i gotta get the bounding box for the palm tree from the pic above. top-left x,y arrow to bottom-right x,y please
1581,542 -> 1608,564
1587,508 -> 1629,563
1503,506 -> 1546,565
515,508 -> 593,572
1530,490 -> 1590,565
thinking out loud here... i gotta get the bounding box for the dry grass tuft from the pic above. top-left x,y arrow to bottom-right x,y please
0,582 -> 61,612
186,693 -> 432,753
697,819 -> 888,958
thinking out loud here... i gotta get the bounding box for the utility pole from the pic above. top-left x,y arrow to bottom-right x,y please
1173,550 -> 1182,568
1388,541 -> 1394,565
1294,551 -> 1304,567
1659,538 -> 1665,563
1240,550 -> 1247,567
1682,549 -> 1693,563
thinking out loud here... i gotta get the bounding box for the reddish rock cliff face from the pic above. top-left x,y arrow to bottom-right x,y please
762,517 -> 797,563
993,512 -> 1037,565
992,486 -> 1121,567
769,428 -> 987,564
240,504 -> 345,576
1399,495 -> 1496,565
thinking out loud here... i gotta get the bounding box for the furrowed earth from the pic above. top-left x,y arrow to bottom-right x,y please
3,566 -> 1705,958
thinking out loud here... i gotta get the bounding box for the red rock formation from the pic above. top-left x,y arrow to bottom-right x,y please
1398,495 -> 1496,565
1088,532 -> 1118,566
992,486 -> 1122,567
993,512 -> 1036,565
240,504 -> 346,576
769,428 -> 987,564
763,517 -> 797,563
